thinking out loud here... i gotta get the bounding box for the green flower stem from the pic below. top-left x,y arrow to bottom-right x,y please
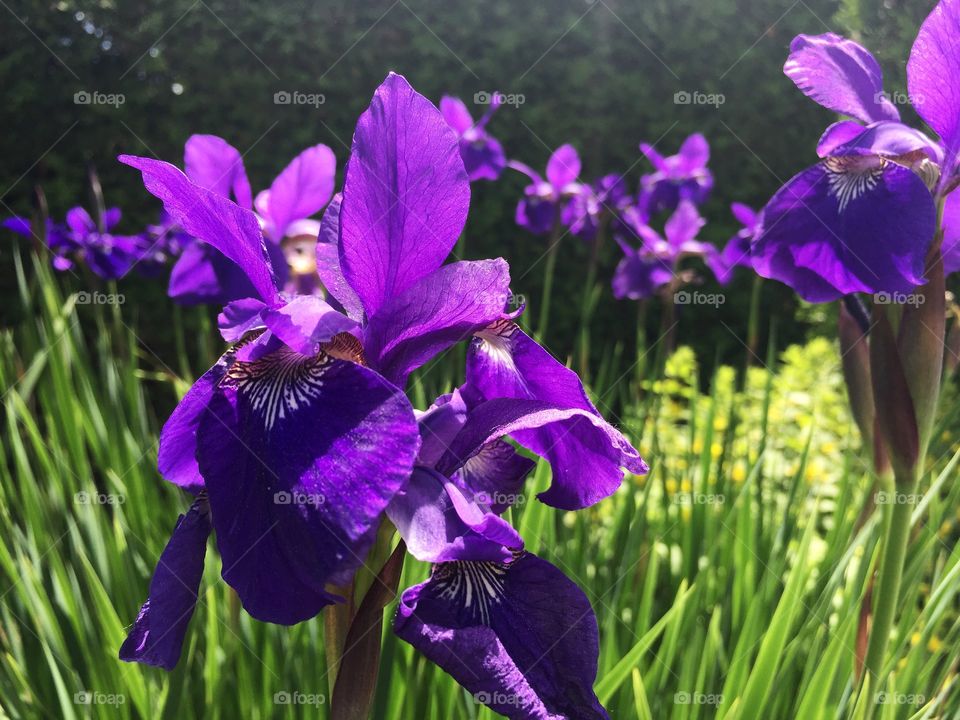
863,466 -> 917,696
536,217 -> 563,344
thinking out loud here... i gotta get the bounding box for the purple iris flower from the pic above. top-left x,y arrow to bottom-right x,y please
512,145 -> 585,235
638,133 -> 713,215
167,135 -> 334,304
55,206 -> 146,278
389,388 -> 624,718
562,174 -> 629,242
612,200 -> 714,300
752,0 -> 960,302
440,94 -> 507,181
118,73 -> 644,716
712,202 -> 759,285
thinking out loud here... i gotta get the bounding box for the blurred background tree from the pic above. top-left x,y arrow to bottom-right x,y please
0,0 -> 932,376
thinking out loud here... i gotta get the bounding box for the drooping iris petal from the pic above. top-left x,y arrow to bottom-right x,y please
417,391 -> 468,468
908,0 -> 960,181
119,155 -> 279,303
218,298 -> 269,342
262,295 -> 358,356
460,135 -> 507,182
752,159 -> 935,301
258,144 -> 336,240
611,243 -> 673,300
455,440 -> 535,514
183,134 -> 253,208
363,259 -> 511,386
168,241 -> 274,306
545,144 -> 581,190
784,33 -> 900,123
386,467 -> 521,563
157,346 -> 245,489
515,195 -> 557,235
437,394 -> 646,510
712,232 -> 752,286
339,72 -> 470,318
119,498 -> 211,670
439,95 -> 475,135
395,551 -> 609,720
196,346 -> 419,624
2,216 -> 33,236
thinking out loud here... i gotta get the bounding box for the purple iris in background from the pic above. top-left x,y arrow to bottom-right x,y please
118,73 -> 644,719
6,206 -> 145,279
166,135 -> 335,304
612,200 -> 714,300
712,202 -> 759,285
563,174 -> 629,242
639,133 -> 713,215
753,0 -> 960,301
440,93 -> 507,181
512,144 -> 585,235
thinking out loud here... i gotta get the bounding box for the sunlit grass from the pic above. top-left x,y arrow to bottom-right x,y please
1,248 -> 959,719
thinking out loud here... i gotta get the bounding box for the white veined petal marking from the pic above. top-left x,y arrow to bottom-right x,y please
433,559 -> 510,626
226,348 -> 331,431
473,319 -> 525,382
823,156 -> 885,213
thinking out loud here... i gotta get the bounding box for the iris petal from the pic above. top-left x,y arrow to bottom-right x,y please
395,552 -> 609,720
753,159 -> 935,301
119,498 -> 211,670
196,346 -> 419,624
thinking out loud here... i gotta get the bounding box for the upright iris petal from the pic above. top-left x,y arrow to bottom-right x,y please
339,73 -> 470,319
440,95 -> 507,181
784,33 -> 900,124
908,0 -> 960,186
